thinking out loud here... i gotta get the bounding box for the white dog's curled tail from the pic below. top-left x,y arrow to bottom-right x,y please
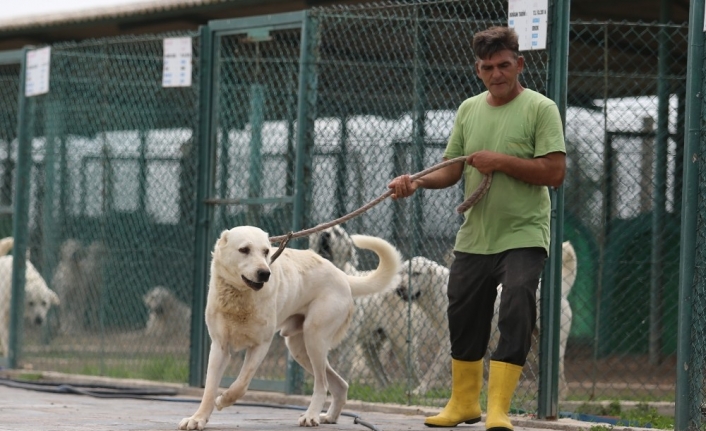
347,235 -> 402,298
0,237 -> 13,257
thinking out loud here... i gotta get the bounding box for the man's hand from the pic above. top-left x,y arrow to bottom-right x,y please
466,150 -> 501,175
388,174 -> 418,199
466,150 -> 566,187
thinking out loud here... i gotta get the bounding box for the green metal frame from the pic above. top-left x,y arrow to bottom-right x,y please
676,0 -> 704,428
0,48 -> 22,368
0,49 -> 22,66
189,11 -> 308,393
538,0 -> 570,420
9,48 -> 31,370
189,25 -> 215,389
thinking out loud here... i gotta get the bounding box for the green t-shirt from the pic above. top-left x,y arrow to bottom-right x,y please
444,89 -> 566,255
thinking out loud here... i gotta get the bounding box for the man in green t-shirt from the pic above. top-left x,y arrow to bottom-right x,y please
388,26 -> 566,430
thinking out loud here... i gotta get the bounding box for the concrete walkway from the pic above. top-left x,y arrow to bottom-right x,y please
0,371 -> 631,431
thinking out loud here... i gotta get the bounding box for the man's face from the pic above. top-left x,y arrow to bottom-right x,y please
475,49 -> 524,102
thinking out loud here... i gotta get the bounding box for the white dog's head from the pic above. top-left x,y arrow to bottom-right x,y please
24,260 -> 60,326
395,256 -> 449,303
59,239 -> 84,264
213,226 -> 272,291
308,225 -> 358,273
143,286 -> 173,316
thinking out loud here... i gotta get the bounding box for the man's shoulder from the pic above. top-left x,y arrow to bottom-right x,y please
521,89 -> 557,108
458,92 -> 487,109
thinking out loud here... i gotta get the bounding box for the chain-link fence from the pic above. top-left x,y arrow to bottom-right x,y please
295,0 -> 556,411
4,32 -> 201,382
679,1 -> 706,429
1,0 -> 700,422
565,21 -> 687,406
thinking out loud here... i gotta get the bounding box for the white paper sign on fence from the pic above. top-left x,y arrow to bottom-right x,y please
508,0 -> 548,51
162,37 -> 192,87
25,46 -> 51,97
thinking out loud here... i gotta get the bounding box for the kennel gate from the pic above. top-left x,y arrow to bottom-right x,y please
191,12 -> 312,393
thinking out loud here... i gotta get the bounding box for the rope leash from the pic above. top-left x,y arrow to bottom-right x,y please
269,156 -> 491,262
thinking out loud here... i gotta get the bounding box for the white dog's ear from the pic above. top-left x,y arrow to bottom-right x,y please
217,230 -> 229,248
50,290 -> 60,306
433,260 -> 447,277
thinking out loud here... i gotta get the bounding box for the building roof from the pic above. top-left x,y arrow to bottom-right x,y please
0,0 -> 690,51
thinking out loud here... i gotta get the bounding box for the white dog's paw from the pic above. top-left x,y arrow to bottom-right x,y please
178,415 -> 208,430
319,413 -> 337,424
215,395 -> 225,411
298,413 -> 321,427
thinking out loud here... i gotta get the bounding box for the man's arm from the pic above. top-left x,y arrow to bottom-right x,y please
466,151 -> 565,188
388,157 -> 464,199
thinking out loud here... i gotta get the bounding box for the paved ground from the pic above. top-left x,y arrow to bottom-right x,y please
0,371 -> 633,431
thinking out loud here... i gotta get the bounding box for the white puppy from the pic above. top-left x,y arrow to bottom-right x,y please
308,226 -> 423,387
398,241 -> 577,398
143,286 -> 191,341
0,237 -> 60,356
179,226 -> 401,430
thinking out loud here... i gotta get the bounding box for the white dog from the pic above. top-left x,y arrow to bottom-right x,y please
52,239 -> 106,334
398,241 -> 577,398
308,225 -> 424,387
0,237 -> 60,356
143,286 -> 191,341
178,226 -> 401,430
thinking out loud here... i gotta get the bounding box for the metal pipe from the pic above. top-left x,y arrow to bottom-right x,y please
675,0 -> 703,428
538,0 -> 570,419
649,0 -> 671,366
189,25 -> 216,388
9,47 -> 31,369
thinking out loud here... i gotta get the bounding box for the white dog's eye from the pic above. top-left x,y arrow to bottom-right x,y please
239,247 -> 250,254
263,249 -> 269,257
28,301 -> 34,307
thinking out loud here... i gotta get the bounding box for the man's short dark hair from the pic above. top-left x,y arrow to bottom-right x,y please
472,26 -> 520,60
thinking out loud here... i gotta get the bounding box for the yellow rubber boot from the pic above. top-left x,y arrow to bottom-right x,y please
485,360 -> 523,431
424,359 -> 483,427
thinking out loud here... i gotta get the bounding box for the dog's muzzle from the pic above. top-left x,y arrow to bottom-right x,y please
395,286 -> 421,301
242,269 -> 270,291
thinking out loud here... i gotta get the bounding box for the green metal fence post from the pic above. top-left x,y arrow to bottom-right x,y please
538,0 -> 570,419
411,5 -> 428,258
292,10 -> 318,251
676,0 -> 704,427
9,47 -> 32,369
190,24 -> 216,388
287,9 -> 318,394
650,0 -> 672,367
248,84 -> 265,226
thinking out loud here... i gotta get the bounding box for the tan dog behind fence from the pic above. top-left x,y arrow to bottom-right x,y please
143,285 -> 191,342
397,241 -> 577,399
52,239 -> 106,335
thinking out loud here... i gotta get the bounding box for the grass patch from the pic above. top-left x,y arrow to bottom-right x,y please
619,403 -> 674,429
141,356 -> 189,382
16,372 -> 43,382
574,401 -> 674,429
32,355 -> 190,384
